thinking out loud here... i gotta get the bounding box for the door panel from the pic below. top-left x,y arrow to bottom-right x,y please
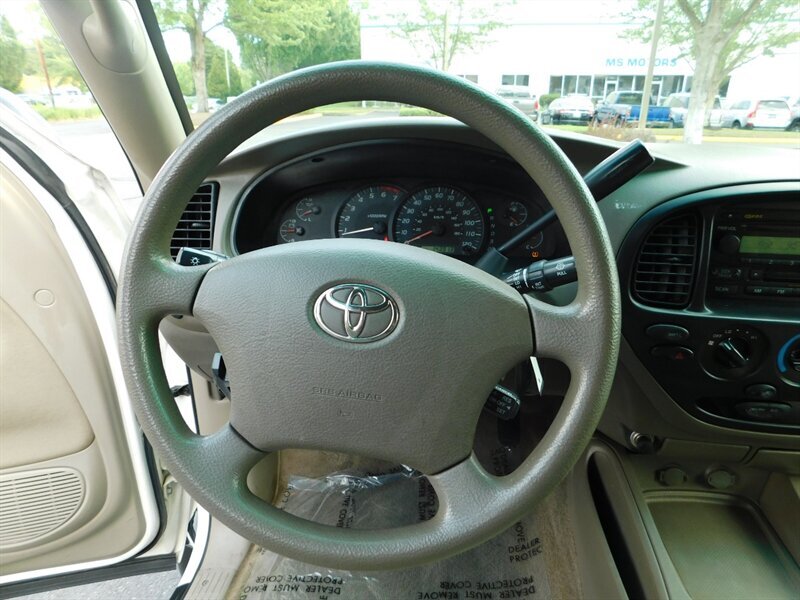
0,160 -> 159,579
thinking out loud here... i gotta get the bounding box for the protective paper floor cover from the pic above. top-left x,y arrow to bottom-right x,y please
234,464 -> 551,600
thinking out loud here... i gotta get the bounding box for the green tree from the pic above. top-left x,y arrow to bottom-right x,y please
226,0 -> 360,83
391,0 -> 509,72
205,39 -> 243,98
174,62 -> 195,95
626,0 -> 800,143
293,0 -> 360,70
0,16 -> 25,92
155,0 -> 224,112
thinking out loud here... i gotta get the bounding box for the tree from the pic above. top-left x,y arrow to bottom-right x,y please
155,0 -> 224,112
626,0 -> 800,143
226,0 -> 360,83
23,32 -> 87,98
0,16 -> 25,92
174,62 -> 195,95
391,0 -> 508,72
205,40 -> 243,98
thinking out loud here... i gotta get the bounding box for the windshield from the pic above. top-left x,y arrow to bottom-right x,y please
2,1 -> 798,148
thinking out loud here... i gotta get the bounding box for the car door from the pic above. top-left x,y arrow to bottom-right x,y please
0,96 -> 167,588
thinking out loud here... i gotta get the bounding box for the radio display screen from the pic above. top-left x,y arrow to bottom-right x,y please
740,235 -> 800,256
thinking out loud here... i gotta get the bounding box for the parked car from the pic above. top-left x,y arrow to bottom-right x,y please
721,98 -> 792,129
541,94 -> 594,125
495,85 -> 539,121
785,96 -> 800,131
660,92 -> 723,128
594,90 -> 671,126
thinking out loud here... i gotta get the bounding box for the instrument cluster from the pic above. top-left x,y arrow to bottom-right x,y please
272,181 -> 557,263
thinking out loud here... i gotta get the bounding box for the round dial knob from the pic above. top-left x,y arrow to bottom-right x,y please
718,234 -> 741,255
714,337 -> 751,369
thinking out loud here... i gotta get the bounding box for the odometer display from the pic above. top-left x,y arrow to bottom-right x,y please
393,186 -> 485,257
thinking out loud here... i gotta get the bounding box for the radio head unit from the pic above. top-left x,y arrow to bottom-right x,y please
709,205 -> 800,302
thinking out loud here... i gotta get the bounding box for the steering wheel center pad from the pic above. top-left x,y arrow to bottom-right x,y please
194,239 -> 532,474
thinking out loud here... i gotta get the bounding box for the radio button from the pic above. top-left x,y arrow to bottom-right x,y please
718,234 -> 741,255
646,324 -> 690,342
713,284 -> 740,296
749,269 -> 764,280
746,286 -> 794,297
711,267 -> 742,280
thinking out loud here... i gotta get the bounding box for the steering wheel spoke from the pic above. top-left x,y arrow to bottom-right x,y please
130,256 -> 215,320
525,296 -> 596,367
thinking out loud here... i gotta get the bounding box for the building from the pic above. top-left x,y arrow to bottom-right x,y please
359,0 -> 800,105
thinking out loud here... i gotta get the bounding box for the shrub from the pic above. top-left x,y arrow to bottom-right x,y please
33,106 -> 101,121
398,106 -> 443,117
539,93 -> 560,109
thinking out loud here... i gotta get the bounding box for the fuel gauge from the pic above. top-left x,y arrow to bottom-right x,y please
505,201 -> 528,228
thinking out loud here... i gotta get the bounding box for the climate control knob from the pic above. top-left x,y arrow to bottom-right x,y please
702,326 -> 766,380
714,337 -> 750,369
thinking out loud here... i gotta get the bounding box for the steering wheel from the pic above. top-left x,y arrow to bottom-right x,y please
118,62 -> 620,570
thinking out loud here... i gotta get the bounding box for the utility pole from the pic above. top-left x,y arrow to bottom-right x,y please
638,0 -> 665,130
224,47 -> 230,96
35,38 -> 55,109
441,9 -> 448,71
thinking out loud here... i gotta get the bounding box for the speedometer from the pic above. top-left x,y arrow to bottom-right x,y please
393,186 -> 485,257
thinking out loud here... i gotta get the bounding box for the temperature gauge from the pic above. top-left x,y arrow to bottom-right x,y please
279,218 -> 306,243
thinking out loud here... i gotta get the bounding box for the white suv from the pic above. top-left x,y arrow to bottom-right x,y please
721,98 -> 792,129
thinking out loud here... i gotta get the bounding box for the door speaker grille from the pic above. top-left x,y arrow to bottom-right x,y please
0,468 -> 84,548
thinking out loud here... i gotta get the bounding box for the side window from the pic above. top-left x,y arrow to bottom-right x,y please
0,2 -> 140,214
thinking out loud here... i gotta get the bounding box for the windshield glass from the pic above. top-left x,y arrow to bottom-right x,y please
2,1 -> 798,148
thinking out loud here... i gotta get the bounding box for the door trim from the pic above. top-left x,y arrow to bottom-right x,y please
0,153 -> 160,584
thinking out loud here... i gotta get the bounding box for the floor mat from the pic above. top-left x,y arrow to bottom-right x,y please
225,447 -> 579,600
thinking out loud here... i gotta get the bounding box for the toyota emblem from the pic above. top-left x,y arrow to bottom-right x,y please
313,284 -> 398,342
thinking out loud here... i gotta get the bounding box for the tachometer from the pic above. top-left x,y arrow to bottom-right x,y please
336,185 -> 404,239
393,186 -> 485,257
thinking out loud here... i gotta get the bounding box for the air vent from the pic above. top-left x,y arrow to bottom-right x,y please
170,182 -> 217,259
633,213 -> 699,308
0,468 -> 85,548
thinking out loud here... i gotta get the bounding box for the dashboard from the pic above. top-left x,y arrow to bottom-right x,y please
164,119 -> 800,453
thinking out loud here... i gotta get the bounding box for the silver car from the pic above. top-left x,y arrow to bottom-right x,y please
721,98 -> 792,129
495,85 -> 539,120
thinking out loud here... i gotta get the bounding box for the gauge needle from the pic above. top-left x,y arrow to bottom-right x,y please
403,230 -> 433,245
340,226 -> 375,236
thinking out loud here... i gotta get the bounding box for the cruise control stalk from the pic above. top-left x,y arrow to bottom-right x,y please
503,256 -> 577,293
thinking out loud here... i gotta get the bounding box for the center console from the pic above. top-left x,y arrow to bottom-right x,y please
618,184 -> 800,434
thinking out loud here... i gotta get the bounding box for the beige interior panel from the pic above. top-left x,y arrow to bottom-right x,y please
0,300 -> 94,468
0,163 -> 153,575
